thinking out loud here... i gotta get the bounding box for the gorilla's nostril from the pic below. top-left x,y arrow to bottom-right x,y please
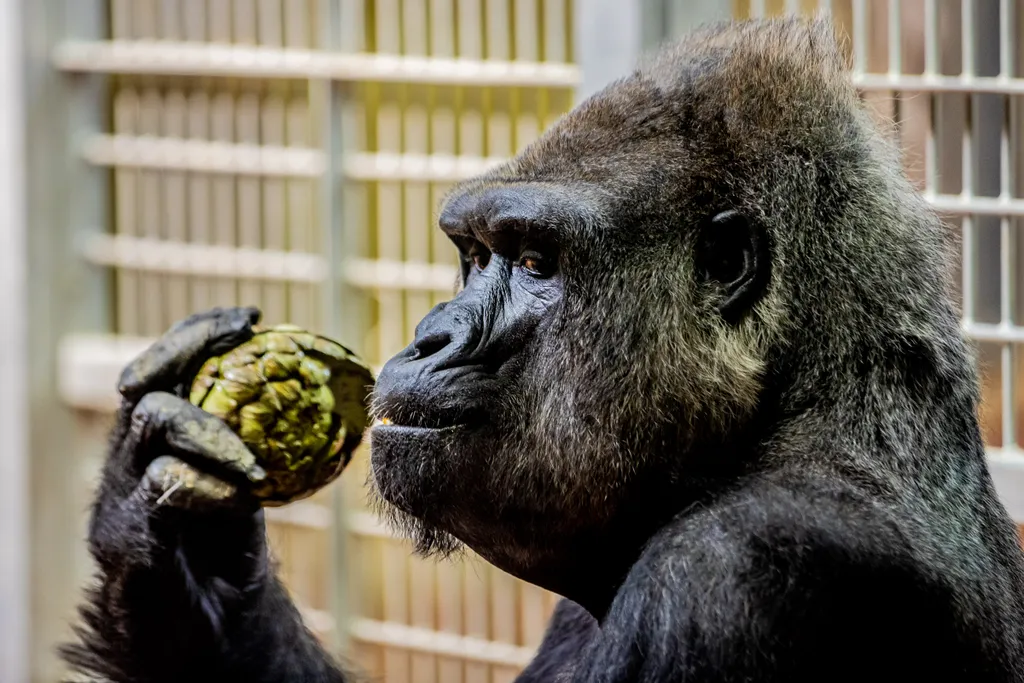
413,331 -> 452,359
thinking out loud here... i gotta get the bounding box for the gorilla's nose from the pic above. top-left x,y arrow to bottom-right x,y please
413,329 -> 453,360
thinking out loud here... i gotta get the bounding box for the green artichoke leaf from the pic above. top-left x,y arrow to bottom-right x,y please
188,323 -> 375,506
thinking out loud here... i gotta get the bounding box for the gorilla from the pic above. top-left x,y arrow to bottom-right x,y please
62,15 -> 1024,683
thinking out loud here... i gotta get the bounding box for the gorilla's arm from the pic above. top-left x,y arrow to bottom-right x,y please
566,470 -> 972,683
515,600 -> 599,682
61,309 -> 349,683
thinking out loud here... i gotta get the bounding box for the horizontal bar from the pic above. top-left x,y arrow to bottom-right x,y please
345,257 -> 458,293
962,321 -> 1024,344
265,501 -> 334,530
82,134 -> 325,177
81,233 -> 328,282
298,606 -> 337,636
57,333 -> 152,412
346,509 -> 397,539
57,333 -> 385,412
987,450 -> 1024,523
82,135 -> 1024,218
925,193 -> 1024,218
80,234 -> 460,292
53,40 -> 581,88
346,151 -> 506,183
853,72 -> 1024,96
349,618 -> 536,667
83,135 -> 509,183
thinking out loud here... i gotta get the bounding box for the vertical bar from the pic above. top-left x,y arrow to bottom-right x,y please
316,0 -> 353,660
572,0 -> 643,104
259,0 -> 288,324
514,0 -> 541,151
427,4 -> 464,675
543,0 -> 567,63
456,9 -> 489,683
163,88 -> 190,325
36,0 -> 112,678
999,0 -> 1011,78
963,138 -> 976,325
233,0 -> 263,317
374,6 -> 410,680
158,2 -> 188,327
400,3 -> 438,683
138,85 -> 166,335
922,0 -> 939,196
182,0 -> 212,313
429,0 -> 459,306
998,0 -> 1015,448
209,4 -> 239,308
236,89 -> 264,311
920,1 -> 939,212
962,0 -> 974,76
261,92 -> 289,323
0,0 -> 29,677
852,0 -> 867,74
490,565 -> 518,683
403,0 -> 434,340
751,0 -> 767,18
887,0 -> 901,76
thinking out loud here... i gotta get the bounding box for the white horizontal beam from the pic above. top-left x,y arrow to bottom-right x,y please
265,501 -> 334,530
57,333 -> 386,412
349,618 -> 535,668
924,193 -> 1024,219
81,233 -> 327,283
80,135 -> 1024,220
346,151 -> 506,183
79,234 -> 460,292
986,450 -> 1024,523
53,40 -> 581,89
81,134 -> 325,177
962,321 -> 1024,345
853,72 -> 1024,96
345,258 -> 459,294
81,134 -> 508,184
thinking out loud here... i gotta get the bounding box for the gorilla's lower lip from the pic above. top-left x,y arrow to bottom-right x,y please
371,423 -> 466,435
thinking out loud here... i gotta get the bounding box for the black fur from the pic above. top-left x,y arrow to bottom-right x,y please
63,16 -> 1024,683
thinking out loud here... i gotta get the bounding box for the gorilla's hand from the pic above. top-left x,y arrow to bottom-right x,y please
64,307 -> 351,683
89,306 -> 269,596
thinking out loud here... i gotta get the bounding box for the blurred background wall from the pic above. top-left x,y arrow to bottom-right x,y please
1,1 -> 1023,682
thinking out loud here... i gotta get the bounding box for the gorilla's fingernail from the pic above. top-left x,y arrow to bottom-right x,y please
249,464 -> 268,482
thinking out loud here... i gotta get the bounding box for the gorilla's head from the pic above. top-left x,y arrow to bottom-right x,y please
369,16 -> 961,614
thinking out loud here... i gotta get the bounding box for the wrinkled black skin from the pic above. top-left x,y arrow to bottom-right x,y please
63,16 -> 1024,683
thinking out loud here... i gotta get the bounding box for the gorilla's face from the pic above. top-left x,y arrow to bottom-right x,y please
367,22 -> 837,603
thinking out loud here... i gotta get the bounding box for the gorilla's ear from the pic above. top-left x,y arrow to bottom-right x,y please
695,210 -> 771,324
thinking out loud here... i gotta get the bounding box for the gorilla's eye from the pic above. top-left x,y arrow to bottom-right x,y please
518,248 -> 557,278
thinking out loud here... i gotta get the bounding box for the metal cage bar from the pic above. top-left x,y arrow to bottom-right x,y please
0,0 -> 29,678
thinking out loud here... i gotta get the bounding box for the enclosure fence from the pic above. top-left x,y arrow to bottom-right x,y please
9,1 -> 1024,682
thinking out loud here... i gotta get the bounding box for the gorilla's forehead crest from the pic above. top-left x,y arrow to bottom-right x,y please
502,15 -> 859,188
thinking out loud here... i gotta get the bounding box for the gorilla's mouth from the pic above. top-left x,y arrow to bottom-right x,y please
371,401 -> 487,433
372,420 -> 466,435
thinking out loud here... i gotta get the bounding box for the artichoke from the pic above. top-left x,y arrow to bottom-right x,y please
189,324 -> 375,506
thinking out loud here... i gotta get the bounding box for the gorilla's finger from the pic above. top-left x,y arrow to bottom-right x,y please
118,306 -> 261,401
141,455 -> 248,512
121,392 -> 268,484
